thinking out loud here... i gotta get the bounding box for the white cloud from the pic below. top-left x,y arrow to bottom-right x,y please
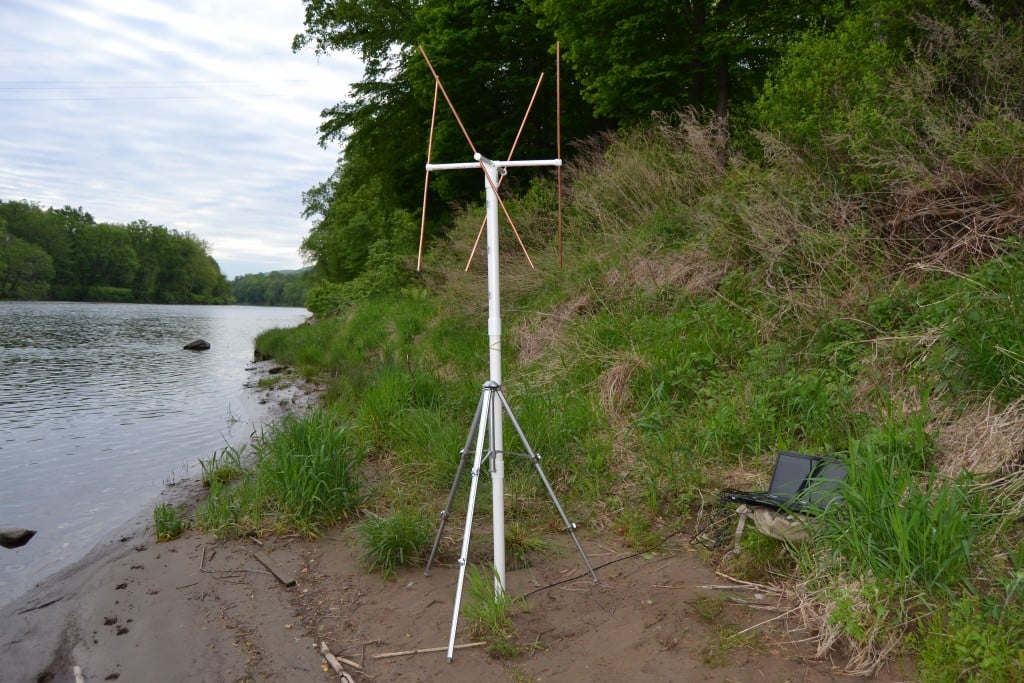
0,0 -> 360,278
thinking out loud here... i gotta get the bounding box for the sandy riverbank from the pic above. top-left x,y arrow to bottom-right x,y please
1,368 -> 914,682
0,502 -> 916,683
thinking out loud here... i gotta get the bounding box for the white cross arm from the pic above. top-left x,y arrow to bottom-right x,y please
426,153 -> 561,172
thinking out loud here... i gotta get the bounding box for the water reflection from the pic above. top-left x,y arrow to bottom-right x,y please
0,301 -> 308,606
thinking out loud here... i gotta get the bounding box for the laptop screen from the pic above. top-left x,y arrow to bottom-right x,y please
801,460 -> 847,507
768,452 -> 816,497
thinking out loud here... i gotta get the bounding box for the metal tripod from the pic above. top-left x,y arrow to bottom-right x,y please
424,380 -> 597,661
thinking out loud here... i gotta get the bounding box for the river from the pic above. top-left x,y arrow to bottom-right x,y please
0,301 -> 309,607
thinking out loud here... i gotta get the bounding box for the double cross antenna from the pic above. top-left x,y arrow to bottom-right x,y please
415,44 -> 596,662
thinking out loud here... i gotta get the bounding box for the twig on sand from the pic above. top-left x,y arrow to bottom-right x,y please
734,605 -> 801,636
320,641 -> 356,682
371,641 -> 486,659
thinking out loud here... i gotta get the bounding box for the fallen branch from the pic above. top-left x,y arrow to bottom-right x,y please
320,641 -> 355,683
254,551 -> 297,587
372,641 -> 486,660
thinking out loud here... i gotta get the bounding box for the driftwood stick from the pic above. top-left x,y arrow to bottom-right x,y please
372,641 -> 486,660
320,641 -> 355,683
714,570 -> 772,590
339,655 -> 363,670
254,551 -> 296,587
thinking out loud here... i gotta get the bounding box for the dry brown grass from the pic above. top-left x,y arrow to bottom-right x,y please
596,357 -> 643,429
604,245 -> 728,298
513,294 -> 595,366
789,574 -> 904,677
934,396 -> 1024,476
881,178 -> 1024,268
564,110 -> 729,237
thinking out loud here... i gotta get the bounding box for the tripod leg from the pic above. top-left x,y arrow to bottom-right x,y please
496,391 -> 598,582
447,387 -> 494,661
425,390 -> 486,576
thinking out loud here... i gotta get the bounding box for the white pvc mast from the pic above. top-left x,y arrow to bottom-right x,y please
425,154 -> 561,593
418,45 -> 594,663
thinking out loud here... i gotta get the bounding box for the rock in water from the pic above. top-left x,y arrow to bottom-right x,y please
183,339 -> 211,351
0,528 -> 36,549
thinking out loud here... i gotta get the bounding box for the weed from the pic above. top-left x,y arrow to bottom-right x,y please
200,444 -> 245,487
724,531 -> 795,585
463,566 -> 525,659
153,503 -> 188,542
691,595 -> 724,622
257,375 -> 282,389
700,624 -> 765,668
504,523 -> 554,570
917,573 -> 1024,682
353,509 -> 433,579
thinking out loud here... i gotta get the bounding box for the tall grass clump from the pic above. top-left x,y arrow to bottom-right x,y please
200,444 -> 245,487
566,112 -> 728,237
153,503 -> 188,542
196,408 -> 366,538
796,431 -> 993,675
352,508 -> 433,579
462,566 -> 526,659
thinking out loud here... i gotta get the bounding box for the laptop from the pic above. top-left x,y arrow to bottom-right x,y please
721,451 -> 847,515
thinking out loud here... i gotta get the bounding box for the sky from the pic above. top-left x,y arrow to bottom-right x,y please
0,0 -> 361,279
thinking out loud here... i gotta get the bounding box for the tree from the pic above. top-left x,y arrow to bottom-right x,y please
0,232 -> 55,298
72,223 -> 139,294
749,0 -> 979,152
529,0 -> 824,122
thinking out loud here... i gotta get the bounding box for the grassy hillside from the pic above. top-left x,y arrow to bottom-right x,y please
198,11 -> 1024,680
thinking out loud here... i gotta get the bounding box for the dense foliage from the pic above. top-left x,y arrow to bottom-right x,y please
0,200 -> 232,303
230,269 -> 311,307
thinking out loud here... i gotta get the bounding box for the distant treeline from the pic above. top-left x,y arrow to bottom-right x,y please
0,199 -> 231,303
230,270 -> 310,307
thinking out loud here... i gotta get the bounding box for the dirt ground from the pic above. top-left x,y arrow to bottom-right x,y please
1,369 -> 917,682
0,487 -> 917,683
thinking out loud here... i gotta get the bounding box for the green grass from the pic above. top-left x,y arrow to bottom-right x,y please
462,566 -> 526,659
353,509 -> 433,579
153,503 -> 188,542
195,408 -> 366,538
918,575 -> 1024,682
200,444 -> 245,487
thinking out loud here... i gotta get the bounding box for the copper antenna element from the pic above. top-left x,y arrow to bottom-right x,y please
465,72 -> 546,271
418,45 -> 478,154
417,45 -> 536,269
417,80 -> 440,272
557,41 -> 563,269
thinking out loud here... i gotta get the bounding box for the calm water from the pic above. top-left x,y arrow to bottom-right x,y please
0,301 -> 309,607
